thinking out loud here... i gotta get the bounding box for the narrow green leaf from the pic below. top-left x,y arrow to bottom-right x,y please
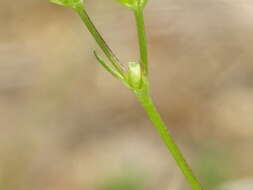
116,0 -> 148,10
49,0 -> 83,9
94,51 -> 123,79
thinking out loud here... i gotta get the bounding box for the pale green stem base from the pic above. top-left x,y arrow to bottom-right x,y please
134,83 -> 203,190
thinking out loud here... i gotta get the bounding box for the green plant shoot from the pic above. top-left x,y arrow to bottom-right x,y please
49,0 -> 204,190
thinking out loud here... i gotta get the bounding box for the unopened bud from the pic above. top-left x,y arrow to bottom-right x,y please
127,62 -> 142,89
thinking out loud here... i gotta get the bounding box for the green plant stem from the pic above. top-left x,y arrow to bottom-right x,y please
135,88 -> 203,190
75,5 -> 125,75
75,4 -> 203,190
134,9 -> 148,74
133,8 -> 203,190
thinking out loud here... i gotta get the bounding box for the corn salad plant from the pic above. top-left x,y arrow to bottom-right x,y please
49,0 -> 204,189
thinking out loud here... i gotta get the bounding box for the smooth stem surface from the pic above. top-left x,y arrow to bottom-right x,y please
136,91 -> 203,190
134,9 -> 148,74
134,8 -> 203,190
75,5 -> 124,75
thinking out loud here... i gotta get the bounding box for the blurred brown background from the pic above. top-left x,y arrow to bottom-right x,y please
1,0 -> 253,190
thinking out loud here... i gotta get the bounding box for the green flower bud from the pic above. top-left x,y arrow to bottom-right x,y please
49,0 -> 83,9
127,62 -> 142,89
116,0 -> 148,10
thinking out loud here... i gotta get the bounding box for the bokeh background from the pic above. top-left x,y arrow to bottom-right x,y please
1,0 -> 253,189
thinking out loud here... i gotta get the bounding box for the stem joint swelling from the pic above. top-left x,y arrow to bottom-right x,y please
49,0 -> 204,189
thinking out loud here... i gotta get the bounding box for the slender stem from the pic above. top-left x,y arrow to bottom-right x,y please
135,89 -> 203,190
134,9 -> 148,75
75,5 -> 125,75
133,8 -> 203,190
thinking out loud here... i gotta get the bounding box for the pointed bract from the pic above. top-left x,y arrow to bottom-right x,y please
94,51 -> 123,80
49,0 -> 83,9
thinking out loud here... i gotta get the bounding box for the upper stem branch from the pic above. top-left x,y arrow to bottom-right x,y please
134,9 -> 148,75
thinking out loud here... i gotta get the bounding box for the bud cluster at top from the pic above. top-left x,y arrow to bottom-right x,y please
116,0 -> 148,10
49,0 -> 83,9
